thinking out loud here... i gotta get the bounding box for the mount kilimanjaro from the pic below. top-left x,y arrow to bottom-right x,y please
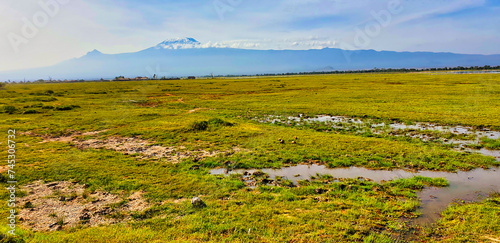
2,37 -> 500,81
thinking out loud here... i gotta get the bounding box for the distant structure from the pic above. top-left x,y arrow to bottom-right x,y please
187,76 -> 196,80
114,76 -> 130,81
113,76 -> 149,81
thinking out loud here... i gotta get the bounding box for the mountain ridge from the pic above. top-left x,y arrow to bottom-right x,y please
2,39 -> 500,81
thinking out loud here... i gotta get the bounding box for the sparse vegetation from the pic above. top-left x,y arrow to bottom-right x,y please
55,105 -> 80,111
189,118 -> 233,131
421,193 -> 500,242
3,105 -> 17,114
23,201 -> 34,209
481,137 -> 500,150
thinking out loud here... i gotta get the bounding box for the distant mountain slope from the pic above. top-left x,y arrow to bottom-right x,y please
2,38 -> 500,81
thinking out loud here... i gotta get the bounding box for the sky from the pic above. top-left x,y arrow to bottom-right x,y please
1,0 -> 499,72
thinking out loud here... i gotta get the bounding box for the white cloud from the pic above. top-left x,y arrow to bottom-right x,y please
199,37 -> 336,50
391,0 -> 486,26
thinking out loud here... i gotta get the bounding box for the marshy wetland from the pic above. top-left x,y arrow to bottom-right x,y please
1,72 -> 499,242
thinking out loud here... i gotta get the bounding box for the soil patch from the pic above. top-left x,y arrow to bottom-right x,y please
18,181 -> 149,232
187,108 -> 213,113
40,131 -> 244,163
73,137 -> 243,162
41,130 -> 108,143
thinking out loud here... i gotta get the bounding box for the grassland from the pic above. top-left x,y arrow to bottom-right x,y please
421,193 -> 500,242
0,72 -> 499,242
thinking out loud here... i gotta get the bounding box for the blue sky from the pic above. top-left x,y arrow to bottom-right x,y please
1,0 -> 499,71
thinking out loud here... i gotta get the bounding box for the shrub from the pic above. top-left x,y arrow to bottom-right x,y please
23,201 -> 35,209
38,97 -> 57,102
208,118 -> 233,127
15,97 -> 57,102
190,121 -> 209,131
55,105 -> 80,111
4,106 -> 17,114
189,118 -> 233,132
23,109 -> 39,114
0,174 -> 7,183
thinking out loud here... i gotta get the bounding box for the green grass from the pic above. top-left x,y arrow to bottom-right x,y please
0,72 -> 499,242
421,193 -> 500,242
481,137 -> 500,150
0,173 -> 445,242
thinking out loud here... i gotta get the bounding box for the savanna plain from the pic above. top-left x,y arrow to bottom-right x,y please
1,72 -> 499,242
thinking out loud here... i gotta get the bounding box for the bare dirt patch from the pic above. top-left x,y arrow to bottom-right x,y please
18,181 -> 149,232
187,108 -> 214,113
38,130 -> 245,163
0,166 -> 8,174
40,130 -> 107,143
33,129 -> 246,163
74,136 -> 244,162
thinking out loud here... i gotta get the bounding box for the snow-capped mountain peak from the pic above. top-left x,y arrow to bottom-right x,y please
155,37 -> 201,49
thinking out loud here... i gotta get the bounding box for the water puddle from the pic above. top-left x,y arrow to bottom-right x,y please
256,115 -> 500,161
210,165 -> 500,225
448,70 -> 500,74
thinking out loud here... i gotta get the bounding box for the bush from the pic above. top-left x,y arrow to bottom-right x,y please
189,118 -> 233,132
208,118 -> 233,127
4,106 -> 17,114
190,121 -> 209,131
15,97 -> 57,102
23,201 -> 34,209
0,174 -> 7,183
23,109 -> 39,114
24,103 -> 43,108
55,105 -> 80,111
38,97 -> 57,102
